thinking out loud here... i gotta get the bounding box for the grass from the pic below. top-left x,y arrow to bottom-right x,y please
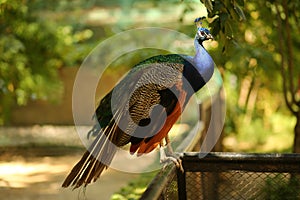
261,174 -> 300,200
111,171 -> 157,200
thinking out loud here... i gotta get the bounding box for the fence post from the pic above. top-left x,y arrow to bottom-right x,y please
176,169 -> 186,200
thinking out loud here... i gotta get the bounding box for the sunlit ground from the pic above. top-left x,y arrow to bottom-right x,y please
0,154 -> 144,200
0,124 -> 188,200
0,157 -> 70,188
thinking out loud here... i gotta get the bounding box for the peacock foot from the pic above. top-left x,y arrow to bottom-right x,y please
159,146 -> 184,172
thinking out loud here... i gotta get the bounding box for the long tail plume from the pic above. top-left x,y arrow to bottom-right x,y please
62,118 -> 121,188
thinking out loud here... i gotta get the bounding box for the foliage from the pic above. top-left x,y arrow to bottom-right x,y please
198,0 -> 300,152
0,0 -> 93,125
261,174 -> 300,200
272,0 -> 300,153
0,0 -> 297,198
0,0 -> 297,147
111,171 -> 157,200
202,0 -> 246,53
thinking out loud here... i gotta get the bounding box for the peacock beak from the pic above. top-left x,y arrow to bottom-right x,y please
197,30 -> 214,41
206,33 -> 214,40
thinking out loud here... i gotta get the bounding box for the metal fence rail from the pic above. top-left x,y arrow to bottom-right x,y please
141,152 -> 300,200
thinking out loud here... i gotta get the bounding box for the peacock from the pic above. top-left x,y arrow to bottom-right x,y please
62,17 -> 215,188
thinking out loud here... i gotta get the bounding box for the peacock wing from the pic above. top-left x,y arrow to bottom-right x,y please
62,55 -> 186,188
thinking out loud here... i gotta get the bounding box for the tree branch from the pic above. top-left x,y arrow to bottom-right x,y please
275,2 -> 297,115
283,0 -> 298,110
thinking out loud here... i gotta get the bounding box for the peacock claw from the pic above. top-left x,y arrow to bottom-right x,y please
160,147 -> 184,172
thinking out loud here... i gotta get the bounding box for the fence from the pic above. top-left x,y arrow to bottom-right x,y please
140,88 -> 300,200
141,152 -> 300,200
180,152 -> 300,200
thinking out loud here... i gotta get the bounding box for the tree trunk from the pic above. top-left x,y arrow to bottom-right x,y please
293,111 -> 300,153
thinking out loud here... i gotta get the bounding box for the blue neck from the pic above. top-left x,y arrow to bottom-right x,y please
181,36 -> 215,95
181,38 -> 214,95
193,37 -> 214,83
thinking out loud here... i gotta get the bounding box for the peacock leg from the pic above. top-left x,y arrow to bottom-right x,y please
165,135 -> 175,155
159,135 -> 184,172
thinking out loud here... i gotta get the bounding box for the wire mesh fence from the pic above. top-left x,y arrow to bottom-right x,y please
142,152 -> 300,200
157,173 -> 178,200
185,171 -> 299,200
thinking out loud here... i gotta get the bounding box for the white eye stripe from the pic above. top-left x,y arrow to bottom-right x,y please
198,31 -> 207,37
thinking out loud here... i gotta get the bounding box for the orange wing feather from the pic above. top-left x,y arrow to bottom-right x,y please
130,81 -> 187,154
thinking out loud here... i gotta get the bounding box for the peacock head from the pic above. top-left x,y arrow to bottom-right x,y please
194,17 -> 214,43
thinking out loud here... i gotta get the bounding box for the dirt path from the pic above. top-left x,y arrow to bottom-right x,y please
0,125 -> 187,199
0,153 -> 143,200
0,126 -> 157,200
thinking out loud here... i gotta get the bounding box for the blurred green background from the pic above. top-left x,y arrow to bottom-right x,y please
0,0 -> 299,199
1,0 -> 299,152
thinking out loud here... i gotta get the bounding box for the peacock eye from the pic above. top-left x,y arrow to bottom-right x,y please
200,31 -> 205,37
